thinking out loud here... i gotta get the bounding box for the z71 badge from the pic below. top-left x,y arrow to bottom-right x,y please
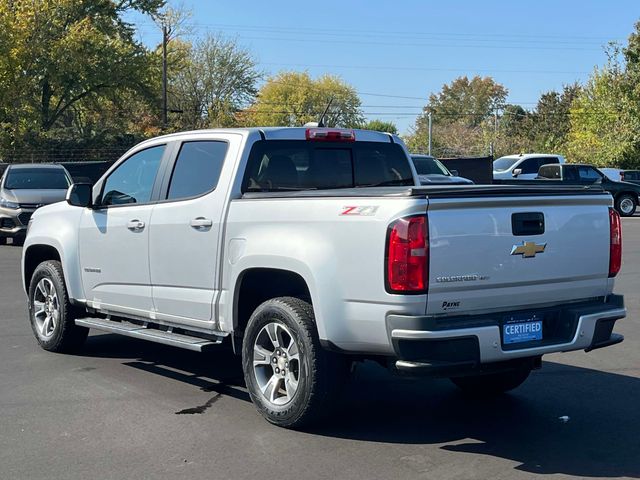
340,206 -> 379,216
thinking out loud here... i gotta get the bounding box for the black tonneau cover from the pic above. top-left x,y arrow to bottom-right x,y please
241,184 -> 608,199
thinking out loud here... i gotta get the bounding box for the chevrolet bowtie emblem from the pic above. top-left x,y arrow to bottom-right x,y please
511,241 -> 546,258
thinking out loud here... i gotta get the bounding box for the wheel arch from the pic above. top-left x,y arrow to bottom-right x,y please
615,191 -> 638,200
232,267 -> 314,352
23,244 -> 62,293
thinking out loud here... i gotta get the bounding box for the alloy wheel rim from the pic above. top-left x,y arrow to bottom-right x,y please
33,278 -> 59,339
252,322 -> 301,406
620,198 -> 634,214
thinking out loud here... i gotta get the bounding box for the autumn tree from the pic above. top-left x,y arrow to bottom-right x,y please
244,72 -> 364,128
169,35 -> 261,130
0,0 -> 164,154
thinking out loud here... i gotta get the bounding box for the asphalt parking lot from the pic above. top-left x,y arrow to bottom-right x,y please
0,219 -> 638,480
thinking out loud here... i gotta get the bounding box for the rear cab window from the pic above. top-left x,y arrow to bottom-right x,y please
166,141 -> 228,200
242,141 -> 413,192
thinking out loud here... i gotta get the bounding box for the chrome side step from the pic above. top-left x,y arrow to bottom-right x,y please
75,317 -> 224,352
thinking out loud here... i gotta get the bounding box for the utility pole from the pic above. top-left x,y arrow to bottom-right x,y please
490,108 -> 498,158
428,111 -> 432,156
162,24 -> 168,129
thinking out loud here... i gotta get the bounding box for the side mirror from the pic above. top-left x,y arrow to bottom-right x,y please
66,183 -> 93,208
512,168 -> 523,178
450,169 -> 459,177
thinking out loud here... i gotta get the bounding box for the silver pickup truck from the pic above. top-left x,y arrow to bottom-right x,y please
22,127 -> 626,428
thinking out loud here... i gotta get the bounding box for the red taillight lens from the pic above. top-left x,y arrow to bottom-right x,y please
609,207 -> 622,277
305,128 -> 355,142
386,216 -> 428,293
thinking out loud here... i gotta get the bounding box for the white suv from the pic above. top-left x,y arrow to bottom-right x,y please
493,154 -> 566,180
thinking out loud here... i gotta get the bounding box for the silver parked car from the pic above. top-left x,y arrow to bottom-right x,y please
0,164 -> 71,244
411,154 -> 474,185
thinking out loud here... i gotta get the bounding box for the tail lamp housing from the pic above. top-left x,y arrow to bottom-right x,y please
385,215 -> 428,293
609,207 -> 622,277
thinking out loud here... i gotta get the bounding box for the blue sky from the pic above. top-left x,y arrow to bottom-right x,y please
128,0 -> 640,133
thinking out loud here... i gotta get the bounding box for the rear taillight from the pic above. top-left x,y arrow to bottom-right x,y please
305,128 -> 355,142
386,216 -> 428,293
609,207 -> 622,277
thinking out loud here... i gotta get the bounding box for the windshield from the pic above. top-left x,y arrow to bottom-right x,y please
411,156 -> 450,175
493,156 -> 520,172
4,168 -> 70,190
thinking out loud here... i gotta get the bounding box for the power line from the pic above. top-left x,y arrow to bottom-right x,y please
135,22 -> 610,51
137,21 -> 622,44
259,62 -> 590,75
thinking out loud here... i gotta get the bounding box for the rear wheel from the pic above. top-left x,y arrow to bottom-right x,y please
450,367 -> 531,396
28,260 -> 88,352
242,297 -> 347,428
615,194 -> 637,217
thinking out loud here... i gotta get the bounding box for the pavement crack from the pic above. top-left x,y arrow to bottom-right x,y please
175,393 -> 222,415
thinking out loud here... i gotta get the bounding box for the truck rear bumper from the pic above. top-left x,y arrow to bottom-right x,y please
387,295 -> 625,376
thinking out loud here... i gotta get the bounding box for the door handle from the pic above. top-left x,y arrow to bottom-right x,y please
127,219 -> 145,231
190,217 -> 213,229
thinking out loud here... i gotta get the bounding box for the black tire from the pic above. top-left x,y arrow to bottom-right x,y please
615,194 -> 637,217
242,296 -> 347,428
450,367 -> 531,396
28,260 -> 88,352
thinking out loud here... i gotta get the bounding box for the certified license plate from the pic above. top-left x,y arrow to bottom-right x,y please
503,313 -> 543,344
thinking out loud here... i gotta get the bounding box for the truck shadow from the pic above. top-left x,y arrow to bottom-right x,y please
80,333 -> 639,478
323,360 -> 640,478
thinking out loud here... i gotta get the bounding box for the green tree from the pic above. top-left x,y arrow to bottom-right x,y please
406,76 -> 507,156
527,84 -> 581,153
567,42 -> 640,168
244,72 -> 364,128
362,119 -> 398,134
0,0 -> 164,152
427,76 -> 508,127
169,35 -> 261,129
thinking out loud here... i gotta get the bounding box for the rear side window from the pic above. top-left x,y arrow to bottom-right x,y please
577,166 -> 602,181
167,141 -> 228,200
242,141 -> 413,192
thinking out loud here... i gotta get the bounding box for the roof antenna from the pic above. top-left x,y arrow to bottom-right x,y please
317,97 -> 334,127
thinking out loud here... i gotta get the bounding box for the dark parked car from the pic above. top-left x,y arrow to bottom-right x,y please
57,161 -> 114,184
537,163 -> 640,216
0,164 -> 72,244
411,154 -> 474,185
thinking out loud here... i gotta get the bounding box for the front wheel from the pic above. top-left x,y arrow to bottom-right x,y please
450,367 -> 531,396
615,194 -> 637,217
242,297 -> 346,428
28,260 -> 88,352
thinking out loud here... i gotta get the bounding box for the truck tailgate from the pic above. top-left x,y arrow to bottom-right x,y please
426,193 -> 612,316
